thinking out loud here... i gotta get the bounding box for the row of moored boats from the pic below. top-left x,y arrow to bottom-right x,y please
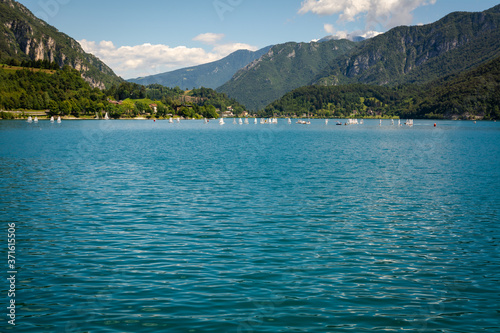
27,116 -> 61,123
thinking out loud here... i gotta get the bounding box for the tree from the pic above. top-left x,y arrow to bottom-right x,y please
48,100 -> 59,115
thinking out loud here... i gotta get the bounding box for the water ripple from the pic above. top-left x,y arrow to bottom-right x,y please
1,120 -> 499,332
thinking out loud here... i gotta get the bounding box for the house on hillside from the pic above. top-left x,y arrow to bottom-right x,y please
108,99 -> 123,105
149,103 -> 158,113
221,110 -> 234,117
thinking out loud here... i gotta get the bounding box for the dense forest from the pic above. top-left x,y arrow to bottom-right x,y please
0,63 -> 245,119
263,56 -> 500,120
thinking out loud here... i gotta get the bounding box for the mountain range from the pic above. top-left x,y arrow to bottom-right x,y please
218,4 -> 500,110
128,46 -> 272,89
0,0 -> 122,89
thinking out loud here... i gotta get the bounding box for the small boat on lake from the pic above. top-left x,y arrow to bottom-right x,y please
57,116 -> 61,123
219,118 -> 225,125
27,116 -> 32,123
50,116 -> 54,123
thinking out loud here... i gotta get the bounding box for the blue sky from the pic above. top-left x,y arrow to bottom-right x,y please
16,0 -> 500,79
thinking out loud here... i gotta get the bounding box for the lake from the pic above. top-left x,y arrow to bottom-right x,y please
1,119 -> 499,332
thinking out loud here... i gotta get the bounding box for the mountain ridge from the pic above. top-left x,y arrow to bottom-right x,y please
0,0 -> 122,89
218,5 -> 500,111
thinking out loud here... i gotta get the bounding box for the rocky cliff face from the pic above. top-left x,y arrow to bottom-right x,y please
318,6 -> 500,86
0,0 -> 121,89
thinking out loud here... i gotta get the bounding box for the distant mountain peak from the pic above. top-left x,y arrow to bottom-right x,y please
218,7 -> 500,111
128,46 -> 272,89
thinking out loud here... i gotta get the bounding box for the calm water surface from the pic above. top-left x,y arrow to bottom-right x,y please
1,119 -> 499,332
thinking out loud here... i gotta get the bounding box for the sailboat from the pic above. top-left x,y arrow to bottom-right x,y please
27,116 -> 32,123
219,117 -> 225,125
50,116 -> 55,123
239,118 -> 243,125
104,112 -> 110,120
57,116 -> 61,123
177,117 -> 180,123
233,118 -> 237,125
169,117 -> 174,123
325,119 -> 329,125
391,119 -> 394,126
204,118 -> 208,124
288,118 -> 292,124
34,116 -> 38,123
244,118 -> 249,125
254,118 -> 258,124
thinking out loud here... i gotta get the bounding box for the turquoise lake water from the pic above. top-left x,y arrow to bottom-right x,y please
1,119 -> 499,332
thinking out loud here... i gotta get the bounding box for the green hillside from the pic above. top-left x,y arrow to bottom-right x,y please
217,39 -> 356,111
0,66 -> 245,119
264,56 -> 500,120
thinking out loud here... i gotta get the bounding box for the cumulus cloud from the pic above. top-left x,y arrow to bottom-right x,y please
300,0 -> 436,29
79,35 -> 258,79
323,23 -> 381,41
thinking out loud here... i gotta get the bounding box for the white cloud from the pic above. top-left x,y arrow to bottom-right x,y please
193,33 -> 225,45
324,23 -> 336,35
79,35 -> 258,79
322,24 -> 381,41
300,0 -> 437,29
